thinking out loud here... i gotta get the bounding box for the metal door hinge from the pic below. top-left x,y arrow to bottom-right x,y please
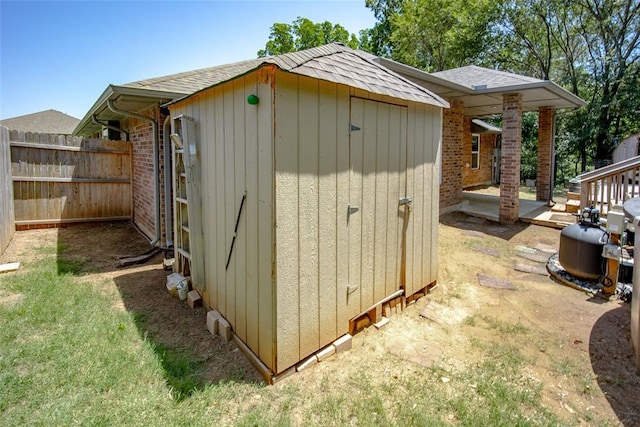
350,123 -> 361,132
399,197 -> 412,206
348,205 -> 360,215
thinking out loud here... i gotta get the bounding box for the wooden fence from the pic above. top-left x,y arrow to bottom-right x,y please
9,131 -> 132,228
1,126 -> 15,255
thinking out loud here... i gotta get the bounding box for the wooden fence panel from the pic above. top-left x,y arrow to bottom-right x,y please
1,126 -> 15,255
9,131 -> 131,227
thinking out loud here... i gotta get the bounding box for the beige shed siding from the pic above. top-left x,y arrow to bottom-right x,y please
170,67 -> 275,369
273,72 -> 439,373
274,72 -> 353,371
348,97 -> 406,316
171,66 -> 440,375
405,103 -> 441,295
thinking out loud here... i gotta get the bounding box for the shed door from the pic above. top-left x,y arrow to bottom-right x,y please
347,98 -> 408,318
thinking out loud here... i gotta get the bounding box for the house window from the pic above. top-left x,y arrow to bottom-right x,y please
471,134 -> 480,169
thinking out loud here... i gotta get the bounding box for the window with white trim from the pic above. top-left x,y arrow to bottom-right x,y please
471,133 -> 480,169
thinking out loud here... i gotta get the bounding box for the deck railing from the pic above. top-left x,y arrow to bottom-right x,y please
579,155 -> 640,215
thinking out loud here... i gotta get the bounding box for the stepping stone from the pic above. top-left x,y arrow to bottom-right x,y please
419,300 -> 446,324
477,273 -> 515,290
462,230 -> 486,238
535,243 -> 557,254
517,252 -> 550,263
515,245 -> 537,254
473,246 -> 500,257
515,263 -> 548,276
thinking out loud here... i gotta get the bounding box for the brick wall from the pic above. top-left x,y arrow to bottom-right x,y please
124,106 -> 170,245
440,99 -> 464,209
462,118 -> 495,188
536,107 -> 554,201
499,94 -> 522,224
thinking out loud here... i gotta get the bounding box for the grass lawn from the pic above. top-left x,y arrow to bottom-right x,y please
1,221 -> 635,426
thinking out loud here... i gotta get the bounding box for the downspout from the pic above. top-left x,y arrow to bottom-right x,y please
91,115 -> 130,141
106,99 -> 161,246
162,116 -> 173,248
550,112 -> 557,202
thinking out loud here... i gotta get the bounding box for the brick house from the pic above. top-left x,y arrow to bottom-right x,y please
375,62 -> 586,223
74,45 -> 586,251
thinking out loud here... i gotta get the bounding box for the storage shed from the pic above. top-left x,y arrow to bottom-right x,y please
167,43 -> 448,379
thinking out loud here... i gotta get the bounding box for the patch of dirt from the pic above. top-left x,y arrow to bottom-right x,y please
1,215 -> 638,424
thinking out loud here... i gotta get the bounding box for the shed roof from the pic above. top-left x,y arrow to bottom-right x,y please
1,109 -> 80,134
75,43 -> 448,136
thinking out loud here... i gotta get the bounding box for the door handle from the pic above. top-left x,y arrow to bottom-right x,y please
399,197 -> 412,206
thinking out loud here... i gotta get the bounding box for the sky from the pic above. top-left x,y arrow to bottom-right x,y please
0,0 -> 376,121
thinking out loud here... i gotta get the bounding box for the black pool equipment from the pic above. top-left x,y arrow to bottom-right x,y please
558,206 -> 607,281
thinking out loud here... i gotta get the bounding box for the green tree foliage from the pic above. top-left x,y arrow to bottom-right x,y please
257,17 -> 359,57
362,0 -> 403,56
389,0 -> 500,71
365,0 -> 499,70
577,0 -> 640,160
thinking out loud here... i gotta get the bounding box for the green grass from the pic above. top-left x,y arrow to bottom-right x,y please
0,240 -> 567,426
551,357 -> 598,396
0,247 -> 258,426
464,313 -> 530,336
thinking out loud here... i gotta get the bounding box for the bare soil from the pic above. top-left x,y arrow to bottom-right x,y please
2,214 -> 639,425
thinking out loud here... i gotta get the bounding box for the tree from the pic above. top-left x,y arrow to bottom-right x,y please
576,0 -> 640,160
366,0 -> 499,71
363,0 -> 403,56
258,17 -> 359,57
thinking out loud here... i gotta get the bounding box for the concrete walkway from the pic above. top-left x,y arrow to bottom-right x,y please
459,191 -> 547,222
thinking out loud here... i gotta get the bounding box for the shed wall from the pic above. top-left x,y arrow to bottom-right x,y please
169,67 -> 275,369
405,101 -> 441,296
273,72 -> 352,372
171,67 -> 442,375
274,72 -> 441,373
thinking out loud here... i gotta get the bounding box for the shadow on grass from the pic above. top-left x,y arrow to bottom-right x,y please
55,222 -> 153,276
439,211 -> 530,241
589,303 -> 640,426
55,222 -> 265,400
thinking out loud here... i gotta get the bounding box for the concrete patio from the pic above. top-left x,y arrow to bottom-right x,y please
459,190 -> 575,228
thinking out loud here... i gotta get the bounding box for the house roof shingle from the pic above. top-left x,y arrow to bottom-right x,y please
1,109 -> 80,134
164,43 -> 449,107
431,65 -> 541,90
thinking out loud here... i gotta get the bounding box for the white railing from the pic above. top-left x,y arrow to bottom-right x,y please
579,156 -> 640,215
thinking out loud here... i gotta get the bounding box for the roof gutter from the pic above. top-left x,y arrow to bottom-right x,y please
376,57 -> 474,95
473,81 -> 587,108
91,115 -> 129,141
106,99 -> 161,247
162,116 -> 173,248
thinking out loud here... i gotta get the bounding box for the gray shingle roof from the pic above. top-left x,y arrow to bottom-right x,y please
432,65 -> 541,90
122,58 -> 263,94
0,109 -> 80,134
126,43 -> 447,108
